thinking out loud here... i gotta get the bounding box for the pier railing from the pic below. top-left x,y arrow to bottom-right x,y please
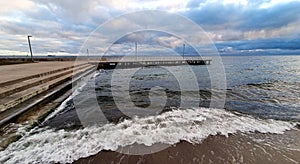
101,56 -> 209,62
92,56 -> 211,69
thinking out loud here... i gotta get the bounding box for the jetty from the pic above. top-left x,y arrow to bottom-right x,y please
92,56 -> 211,69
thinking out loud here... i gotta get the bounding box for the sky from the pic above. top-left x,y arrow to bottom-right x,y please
0,0 -> 300,56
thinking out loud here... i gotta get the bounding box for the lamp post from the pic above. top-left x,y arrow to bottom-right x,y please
27,35 -> 33,62
87,48 -> 89,63
135,41 -> 137,61
182,43 -> 185,59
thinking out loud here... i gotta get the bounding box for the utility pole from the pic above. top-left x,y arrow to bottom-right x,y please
135,41 -> 137,61
87,48 -> 89,63
27,35 -> 33,62
182,43 -> 185,59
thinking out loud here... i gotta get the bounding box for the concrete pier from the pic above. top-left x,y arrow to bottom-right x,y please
0,61 -> 95,126
0,61 -> 83,86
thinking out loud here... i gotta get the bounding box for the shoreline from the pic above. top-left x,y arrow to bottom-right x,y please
75,129 -> 300,164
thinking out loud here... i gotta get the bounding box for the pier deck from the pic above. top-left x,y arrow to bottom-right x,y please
0,61 -> 85,86
0,61 -> 95,126
91,57 -> 211,69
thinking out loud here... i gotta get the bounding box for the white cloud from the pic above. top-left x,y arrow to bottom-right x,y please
154,36 -> 183,48
128,0 -> 188,12
259,0 -> 300,9
243,20 -> 300,39
222,0 -> 248,6
0,0 -> 35,14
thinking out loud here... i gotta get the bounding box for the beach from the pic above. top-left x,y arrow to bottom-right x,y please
75,130 -> 300,164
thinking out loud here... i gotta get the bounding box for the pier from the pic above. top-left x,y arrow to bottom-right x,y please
0,56 -> 211,126
91,56 -> 211,69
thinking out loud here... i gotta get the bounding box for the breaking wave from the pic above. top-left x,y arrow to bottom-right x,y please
0,107 -> 296,163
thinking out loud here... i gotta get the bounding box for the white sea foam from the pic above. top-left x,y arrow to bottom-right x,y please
0,107 -> 296,164
93,70 -> 101,78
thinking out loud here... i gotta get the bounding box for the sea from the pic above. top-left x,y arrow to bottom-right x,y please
0,55 -> 300,163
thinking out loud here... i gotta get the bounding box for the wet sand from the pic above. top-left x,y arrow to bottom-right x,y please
75,129 -> 300,164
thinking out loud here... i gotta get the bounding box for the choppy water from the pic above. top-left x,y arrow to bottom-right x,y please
1,55 -> 300,163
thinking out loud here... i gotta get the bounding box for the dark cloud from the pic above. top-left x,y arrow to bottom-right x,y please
184,1 -> 300,31
241,1 -> 300,30
216,38 -> 300,51
185,3 -> 241,26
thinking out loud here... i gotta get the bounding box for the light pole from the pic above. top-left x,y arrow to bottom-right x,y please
27,35 -> 33,62
182,43 -> 185,59
87,48 -> 89,63
135,41 -> 137,61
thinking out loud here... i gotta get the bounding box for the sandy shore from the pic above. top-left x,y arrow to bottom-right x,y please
75,129 -> 300,164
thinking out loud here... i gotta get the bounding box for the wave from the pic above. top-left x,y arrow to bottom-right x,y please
42,70 -> 102,123
0,107 -> 296,164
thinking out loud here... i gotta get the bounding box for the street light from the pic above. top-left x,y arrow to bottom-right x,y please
135,41 -> 137,61
87,48 -> 89,63
27,35 -> 33,62
182,43 -> 185,59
